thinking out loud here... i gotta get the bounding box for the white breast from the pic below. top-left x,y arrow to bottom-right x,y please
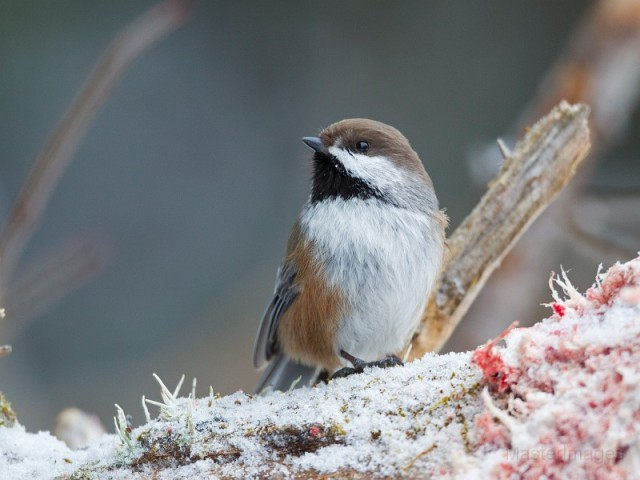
300,198 -> 443,364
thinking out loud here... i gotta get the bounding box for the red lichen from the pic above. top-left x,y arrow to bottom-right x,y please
470,257 -> 640,479
585,262 -> 639,307
551,302 -> 566,317
475,410 -> 510,449
472,322 -> 521,393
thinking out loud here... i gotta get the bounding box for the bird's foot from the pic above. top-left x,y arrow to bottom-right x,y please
330,351 -> 404,380
369,355 -> 404,369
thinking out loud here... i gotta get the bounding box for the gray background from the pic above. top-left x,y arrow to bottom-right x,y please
2,0 -> 628,431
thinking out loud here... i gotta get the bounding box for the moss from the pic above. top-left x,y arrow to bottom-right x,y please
0,392 -> 17,427
258,423 -> 346,458
67,468 -> 95,480
132,430 -> 242,471
426,381 -> 481,413
457,410 -> 472,453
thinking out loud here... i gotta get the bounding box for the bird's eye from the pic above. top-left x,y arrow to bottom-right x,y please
355,141 -> 369,153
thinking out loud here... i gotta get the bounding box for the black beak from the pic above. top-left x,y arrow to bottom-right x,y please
302,136 -> 330,156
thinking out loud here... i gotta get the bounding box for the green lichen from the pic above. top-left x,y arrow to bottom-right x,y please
0,392 -> 17,427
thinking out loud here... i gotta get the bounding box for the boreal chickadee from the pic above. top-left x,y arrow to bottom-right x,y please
253,118 -> 447,392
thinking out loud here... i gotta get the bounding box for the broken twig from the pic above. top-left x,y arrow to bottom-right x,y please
0,0 -> 192,298
411,101 -> 591,357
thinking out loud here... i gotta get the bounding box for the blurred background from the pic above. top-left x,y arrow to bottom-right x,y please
1,0 -> 638,432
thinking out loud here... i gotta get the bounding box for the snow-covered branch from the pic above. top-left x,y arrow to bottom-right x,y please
2,255 -> 639,478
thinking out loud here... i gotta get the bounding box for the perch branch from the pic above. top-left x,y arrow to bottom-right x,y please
456,0 -> 640,353
0,0 -> 192,296
410,101 -> 591,358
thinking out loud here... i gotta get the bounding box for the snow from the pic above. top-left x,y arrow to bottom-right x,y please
0,424 -> 117,478
1,256 -> 639,478
468,259 -> 640,478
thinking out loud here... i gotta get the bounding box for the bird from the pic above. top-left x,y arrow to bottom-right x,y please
253,118 -> 447,393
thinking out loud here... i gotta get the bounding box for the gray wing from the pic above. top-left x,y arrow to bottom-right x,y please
252,261 -> 299,369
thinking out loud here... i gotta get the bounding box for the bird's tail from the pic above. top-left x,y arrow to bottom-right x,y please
254,354 -> 323,394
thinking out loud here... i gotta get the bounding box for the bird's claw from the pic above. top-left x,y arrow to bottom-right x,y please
330,355 -> 404,380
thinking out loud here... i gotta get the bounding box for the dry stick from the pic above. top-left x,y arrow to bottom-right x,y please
0,1 -> 191,356
0,308 -> 8,357
4,236 -> 108,338
0,0 -> 192,296
530,0 -> 640,257
525,0 -> 640,143
410,102 -> 591,358
453,0 -> 640,353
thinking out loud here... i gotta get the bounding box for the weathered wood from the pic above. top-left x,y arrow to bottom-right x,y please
411,102 -> 591,358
